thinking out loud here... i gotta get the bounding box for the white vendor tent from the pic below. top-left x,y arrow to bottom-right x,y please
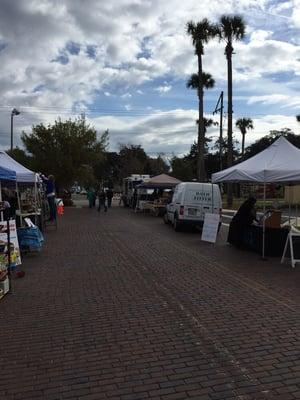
211,136 -> 300,259
212,136 -> 300,184
0,151 -> 37,183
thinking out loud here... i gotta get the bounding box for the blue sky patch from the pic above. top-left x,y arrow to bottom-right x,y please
66,41 -> 81,55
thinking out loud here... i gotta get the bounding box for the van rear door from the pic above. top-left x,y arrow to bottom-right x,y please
184,184 -> 216,220
185,184 -> 204,219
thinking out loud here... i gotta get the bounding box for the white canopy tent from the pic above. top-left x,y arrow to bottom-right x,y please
212,136 -> 300,184
0,151 -> 41,225
212,136 -> 300,259
0,151 -> 37,183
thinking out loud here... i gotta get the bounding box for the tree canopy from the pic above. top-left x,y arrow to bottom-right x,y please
21,116 -> 108,190
244,128 -> 298,159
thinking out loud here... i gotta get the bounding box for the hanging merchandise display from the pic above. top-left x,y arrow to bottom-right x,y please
0,219 -> 21,268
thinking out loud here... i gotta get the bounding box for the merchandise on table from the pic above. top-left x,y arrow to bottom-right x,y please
0,276 -> 9,299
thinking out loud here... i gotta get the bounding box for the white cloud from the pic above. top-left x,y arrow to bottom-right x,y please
154,85 -> 172,93
249,30 -> 273,41
0,0 -> 298,154
291,0 -> 300,28
247,94 -> 290,105
121,93 -> 132,99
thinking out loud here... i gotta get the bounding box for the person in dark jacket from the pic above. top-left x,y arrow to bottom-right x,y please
227,197 -> 257,248
97,189 -> 107,212
106,189 -> 114,208
42,174 -> 56,221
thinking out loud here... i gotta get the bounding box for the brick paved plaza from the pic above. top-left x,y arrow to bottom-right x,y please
0,203 -> 299,400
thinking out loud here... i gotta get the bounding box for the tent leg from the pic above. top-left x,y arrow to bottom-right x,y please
0,181 -> 2,222
262,182 -> 267,260
289,185 -> 291,226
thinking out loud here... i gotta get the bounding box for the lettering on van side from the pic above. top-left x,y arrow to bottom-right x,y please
193,192 -> 212,202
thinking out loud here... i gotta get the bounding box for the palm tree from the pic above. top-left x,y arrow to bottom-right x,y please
218,15 -> 246,206
187,19 -> 218,182
186,72 -> 215,91
236,117 -> 254,156
187,73 -> 216,177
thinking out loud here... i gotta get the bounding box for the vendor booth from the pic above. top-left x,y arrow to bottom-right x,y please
136,174 -> 181,216
0,153 -> 46,269
212,136 -> 300,260
0,151 -> 43,228
0,166 -> 17,300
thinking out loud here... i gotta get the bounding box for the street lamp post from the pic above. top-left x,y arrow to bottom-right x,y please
10,108 -> 20,152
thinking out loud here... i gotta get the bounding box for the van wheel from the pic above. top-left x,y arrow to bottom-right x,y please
173,215 -> 181,231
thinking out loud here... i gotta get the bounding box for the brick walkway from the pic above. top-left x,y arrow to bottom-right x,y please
0,205 -> 299,400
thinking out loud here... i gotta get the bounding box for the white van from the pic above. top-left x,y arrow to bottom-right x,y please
164,182 -> 222,231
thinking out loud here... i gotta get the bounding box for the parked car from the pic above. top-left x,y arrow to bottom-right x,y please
164,182 -> 222,231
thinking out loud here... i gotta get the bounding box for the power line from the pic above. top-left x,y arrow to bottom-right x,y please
0,105 -> 293,119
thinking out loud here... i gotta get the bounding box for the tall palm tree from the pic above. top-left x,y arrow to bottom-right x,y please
187,73 -> 216,178
236,117 -> 254,156
186,72 -> 215,91
187,19 -> 218,182
218,15 -> 246,206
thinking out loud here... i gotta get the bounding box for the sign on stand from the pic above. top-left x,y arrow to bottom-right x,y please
0,220 -> 21,269
281,226 -> 300,268
201,213 -> 220,243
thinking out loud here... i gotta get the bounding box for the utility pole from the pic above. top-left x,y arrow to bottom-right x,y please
213,91 -> 224,171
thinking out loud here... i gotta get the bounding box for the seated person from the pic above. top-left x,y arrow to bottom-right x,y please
228,196 -> 258,248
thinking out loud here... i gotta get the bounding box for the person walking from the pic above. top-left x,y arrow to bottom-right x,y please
87,188 -> 96,209
98,189 -> 107,212
106,189 -> 114,208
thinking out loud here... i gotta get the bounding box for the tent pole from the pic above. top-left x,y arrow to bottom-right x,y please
262,182 -> 266,259
288,185 -> 290,225
34,178 -> 38,225
211,182 -> 214,214
0,181 -> 2,222
16,182 -> 22,226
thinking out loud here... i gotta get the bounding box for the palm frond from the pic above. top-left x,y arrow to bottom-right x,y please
186,18 -> 218,54
219,15 -> 246,42
236,117 -> 254,133
186,72 -> 215,90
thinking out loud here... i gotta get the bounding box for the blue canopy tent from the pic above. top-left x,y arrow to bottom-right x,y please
0,166 -> 17,221
0,166 -> 17,182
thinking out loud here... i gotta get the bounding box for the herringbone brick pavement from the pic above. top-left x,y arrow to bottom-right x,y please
0,205 -> 299,400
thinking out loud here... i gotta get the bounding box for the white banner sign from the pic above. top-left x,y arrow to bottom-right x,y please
201,213 -> 220,243
0,220 -> 21,268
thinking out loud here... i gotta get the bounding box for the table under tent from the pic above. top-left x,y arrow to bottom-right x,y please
212,136 -> 300,260
135,174 -> 181,215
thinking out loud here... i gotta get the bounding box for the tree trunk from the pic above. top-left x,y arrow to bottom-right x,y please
241,132 -> 245,157
197,54 -> 206,182
226,44 -> 233,207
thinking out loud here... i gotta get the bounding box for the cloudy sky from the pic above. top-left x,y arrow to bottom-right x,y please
1,0 -> 300,156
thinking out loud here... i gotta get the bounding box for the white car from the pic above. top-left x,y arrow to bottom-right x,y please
164,182 -> 222,231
